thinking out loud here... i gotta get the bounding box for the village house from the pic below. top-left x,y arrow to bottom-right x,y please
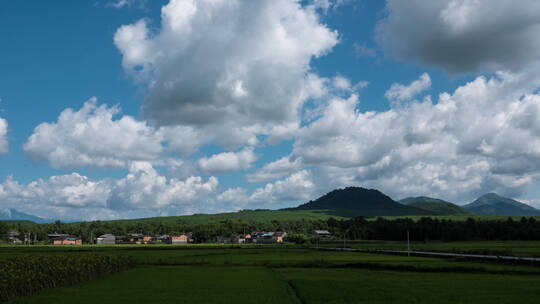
143,235 -> 153,244
127,233 -> 145,244
312,230 -> 332,239
163,233 -> 193,244
8,232 -> 22,244
96,234 -> 116,245
218,233 -> 251,244
48,233 -> 70,240
251,232 -> 287,244
273,232 -> 287,243
52,235 -> 82,245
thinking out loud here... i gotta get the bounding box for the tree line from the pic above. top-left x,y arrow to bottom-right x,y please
1,216 -> 540,243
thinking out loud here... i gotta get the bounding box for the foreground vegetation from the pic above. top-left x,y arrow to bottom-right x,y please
3,246 -> 540,304
0,255 -> 135,302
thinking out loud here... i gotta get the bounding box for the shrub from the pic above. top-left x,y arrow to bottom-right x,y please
0,254 -> 135,301
284,233 -> 309,244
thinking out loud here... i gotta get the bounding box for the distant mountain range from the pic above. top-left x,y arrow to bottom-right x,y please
0,208 -> 52,223
398,196 -> 470,215
2,188 -> 540,225
294,187 -> 430,217
294,187 -> 540,218
462,193 -> 540,216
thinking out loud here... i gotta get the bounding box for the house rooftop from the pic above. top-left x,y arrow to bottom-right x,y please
314,230 -> 331,234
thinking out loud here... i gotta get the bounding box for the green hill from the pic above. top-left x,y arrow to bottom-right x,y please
399,196 -> 470,215
91,209 -> 344,225
463,193 -> 540,216
293,187 -> 430,217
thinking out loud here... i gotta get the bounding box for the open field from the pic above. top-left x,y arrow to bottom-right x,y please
3,246 -> 540,303
317,240 -> 540,257
9,265 -> 540,304
277,267 -> 540,304
8,266 -> 296,304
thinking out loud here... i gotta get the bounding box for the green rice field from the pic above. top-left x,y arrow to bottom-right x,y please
317,240 -> 540,257
2,245 -> 540,303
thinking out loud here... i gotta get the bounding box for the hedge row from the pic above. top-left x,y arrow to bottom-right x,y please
0,255 -> 135,301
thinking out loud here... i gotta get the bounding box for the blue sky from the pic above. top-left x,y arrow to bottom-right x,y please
2,0 -> 540,220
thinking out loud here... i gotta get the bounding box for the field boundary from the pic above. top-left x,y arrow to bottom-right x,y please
311,247 -> 540,264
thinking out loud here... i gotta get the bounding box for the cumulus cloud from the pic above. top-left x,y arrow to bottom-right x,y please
247,156 -> 303,182
294,71 -> 540,203
376,0 -> 540,73
0,118 -> 7,154
0,162 -> 218,220
23,98 -> 202,169
24,98 -> 162,168
249,170 -> 315,205
385,73 -> 431,102
114,0 -> 338,147
219,170 -> 316,208
108,161 -> 218,211
198,148 -> 258,174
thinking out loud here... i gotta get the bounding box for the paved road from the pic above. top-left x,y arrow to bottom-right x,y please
311,247 -> 540,262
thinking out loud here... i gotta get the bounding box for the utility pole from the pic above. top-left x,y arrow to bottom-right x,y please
407,229 -> 410,257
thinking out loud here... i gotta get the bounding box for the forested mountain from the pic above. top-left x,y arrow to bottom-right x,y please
463,193 -> 540,216
294,187 -> 429,217
399,197 -> 469,215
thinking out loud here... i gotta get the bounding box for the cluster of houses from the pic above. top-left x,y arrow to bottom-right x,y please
217,231 -> 287,244
96,233 -> 193,245
6,230 -> 332,245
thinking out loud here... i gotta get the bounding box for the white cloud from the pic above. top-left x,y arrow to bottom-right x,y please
294,71 -> 540,203
109,161 -> 218,211
247,156 -> 303,182
23,98 -> 202,169
385,73 -> 431,102
249,170 -> 315,205
216,170 -> 316,209
0,162 -> 219,220
376,0 -> 540,73
114,0 -> 338,147
24,98 -> 162,168
105,0 -> 143,9
521,199 -> 540,209
198,148 -> 257,174
309,0 -> 351,14
217,187 -> 249,207
0,118 -> 7,154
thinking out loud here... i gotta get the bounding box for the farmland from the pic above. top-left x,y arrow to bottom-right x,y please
317,240 -> 540,257
3,245 -> 540,303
